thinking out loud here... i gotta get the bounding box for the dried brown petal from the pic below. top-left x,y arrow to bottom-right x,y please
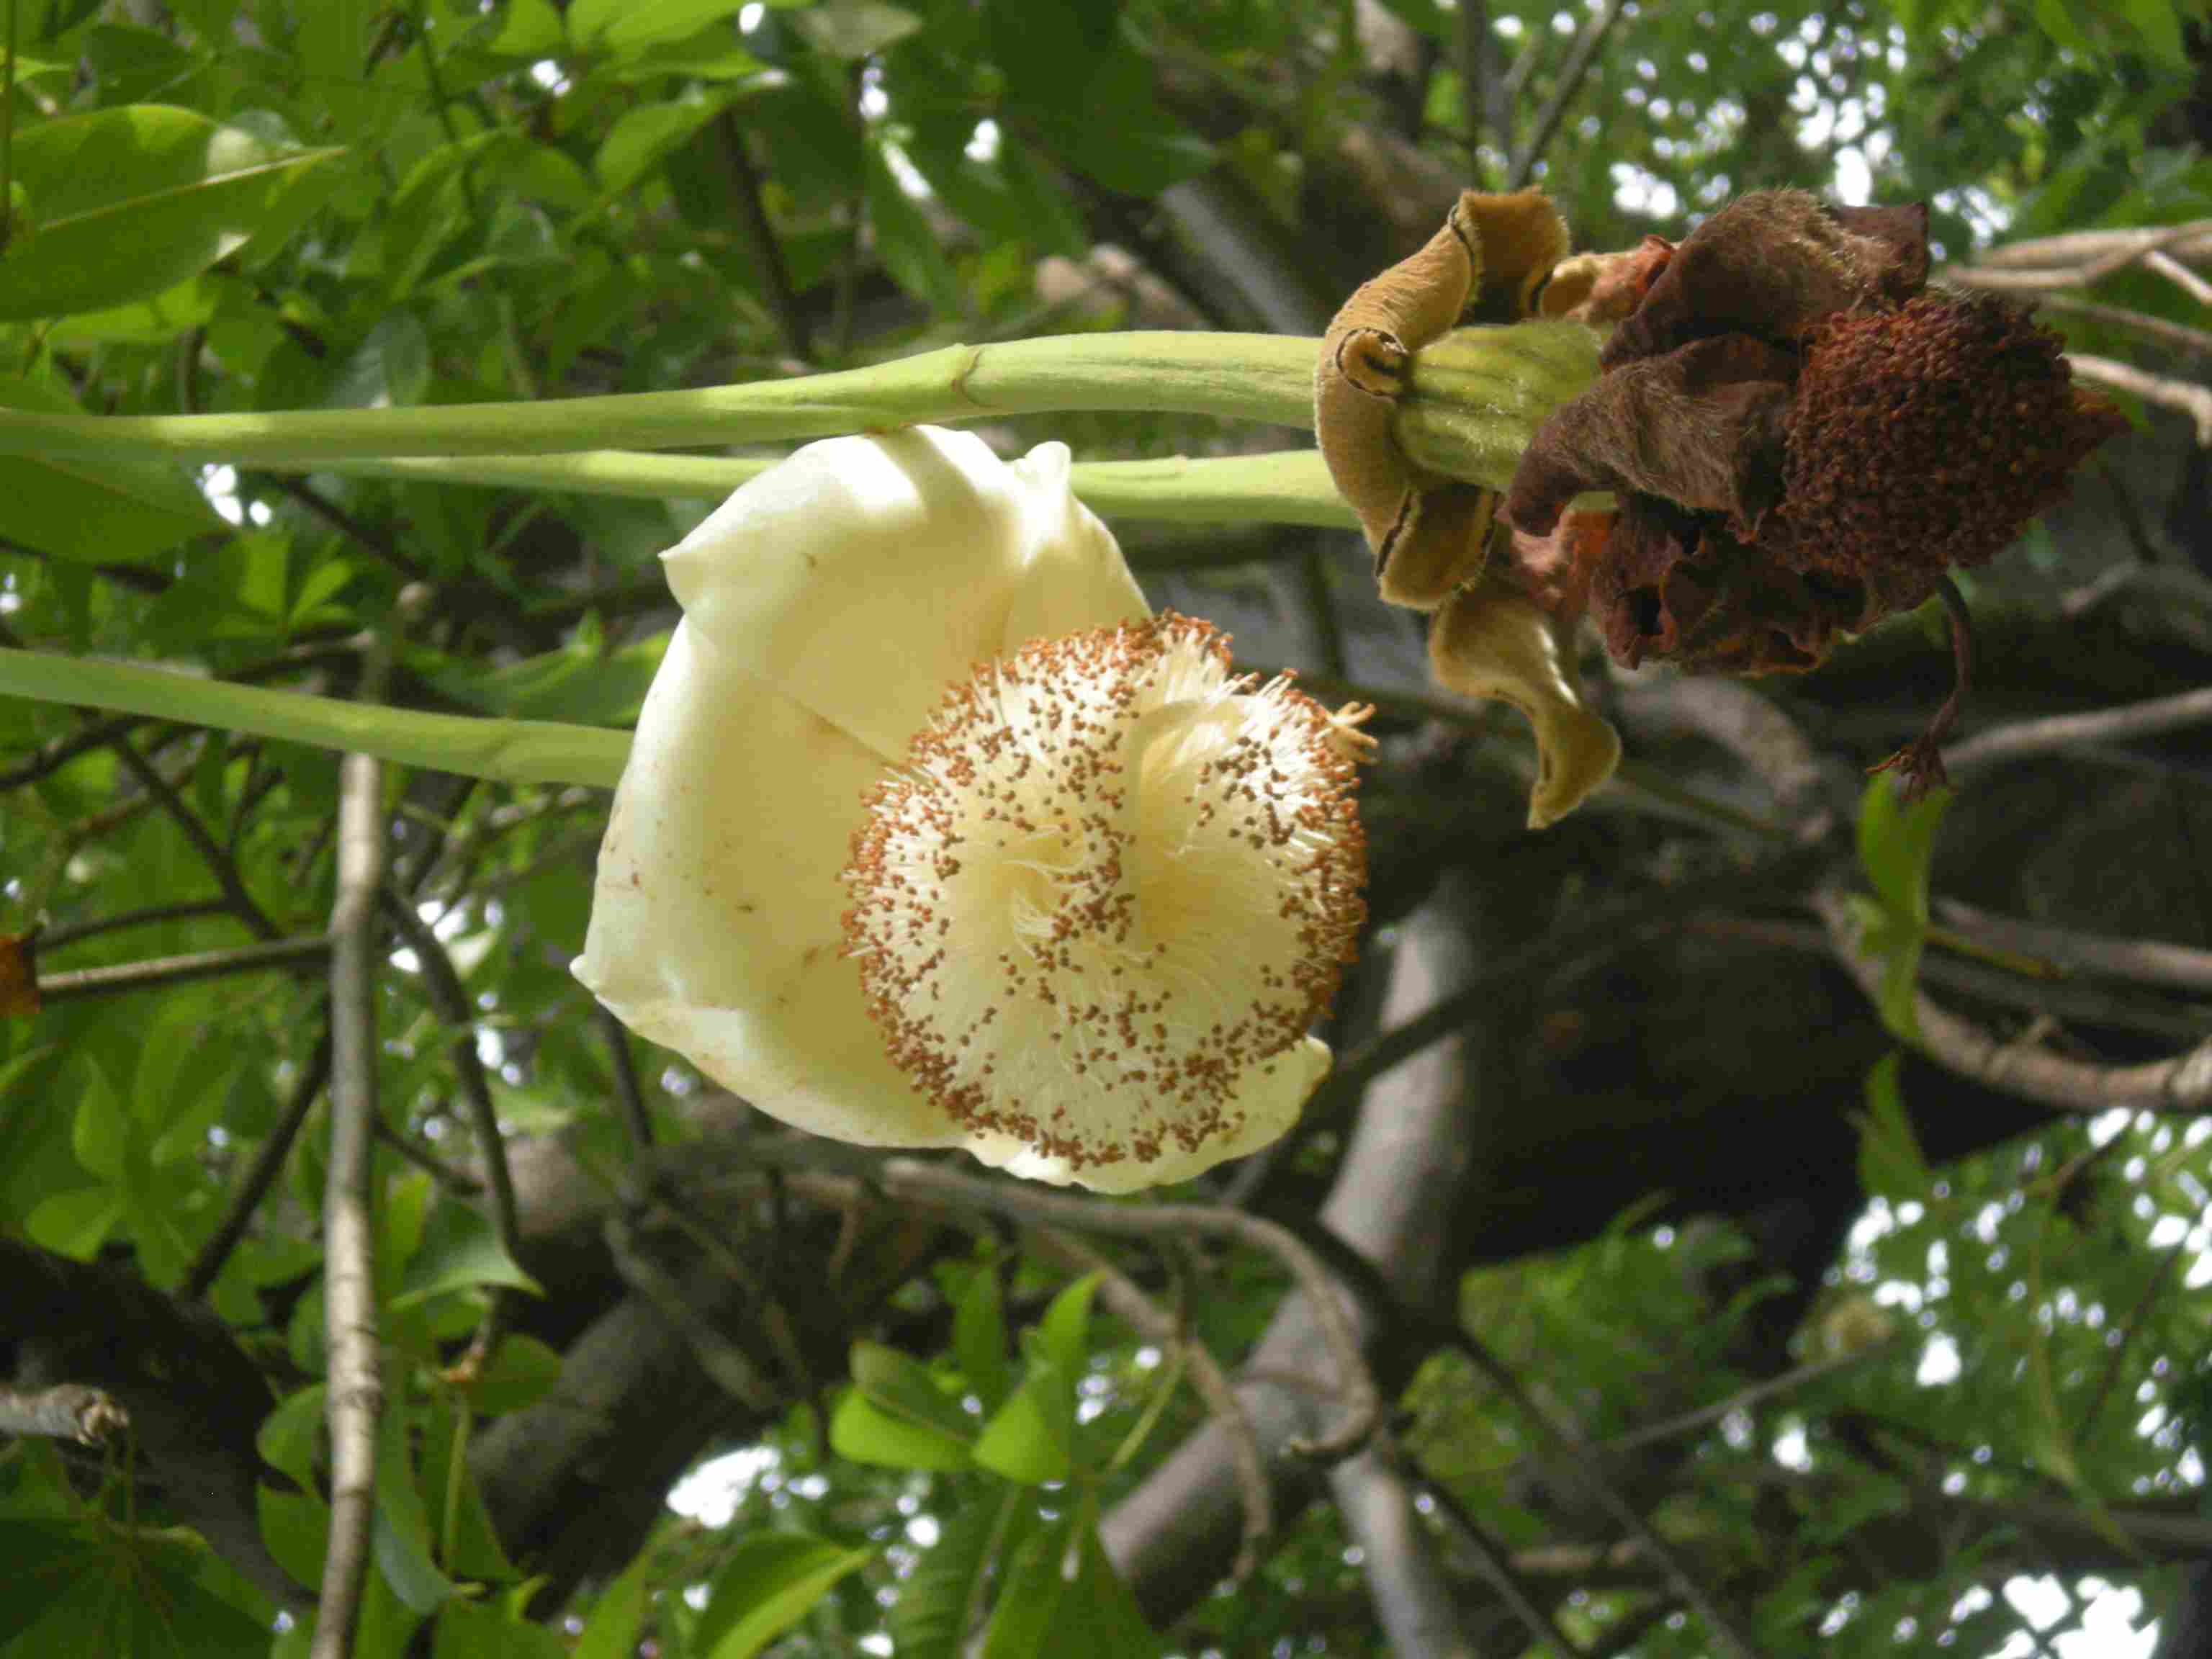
1506,334 -> 1797,539
1603,191 -> 1928,369
1429,570 -> 1621,828
1537,236 -> 1675,331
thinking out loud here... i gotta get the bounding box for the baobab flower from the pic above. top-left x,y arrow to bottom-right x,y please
573,427 -> 1370,1192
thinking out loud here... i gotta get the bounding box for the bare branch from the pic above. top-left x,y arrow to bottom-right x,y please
0,1382 -> 129,1445
2145,248 -> 2212,308
113,737 -> 280,940
1507,0 -> 1627,189
595,1002 -> 655,1155
2066,354 -> 2212,446
1946,683 -> 2212,774
37,935 -> 331,1004
1332,1447 -> 1491,1659
1967,220 -> 2212,272
869,1158 -> 1381,1462
382,888 -> 523,1370
1933,899 -> 2212,997
1411,1466 -> 1587,1655
38,898 -> 233,951
1817,891 -> 2212,1115
313,751 -> 387,1659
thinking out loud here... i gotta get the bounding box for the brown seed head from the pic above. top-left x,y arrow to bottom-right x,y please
1774,291 -> 2131,580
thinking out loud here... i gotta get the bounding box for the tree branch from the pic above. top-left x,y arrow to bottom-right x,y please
35,935 -> 331,1004
312,750 -> 387,1659
1817,891 -> 2212,1114
382,887 -> 523,1369
1932,898 -> 2212,997
2066,354 -> 2212,446
1507,0 -> 1627,189
0,1382 -> 129,1445
1945,684 -> 2212,775
112,737 -> 281,940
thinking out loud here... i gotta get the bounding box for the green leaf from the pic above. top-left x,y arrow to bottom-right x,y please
570,0 -> 755,53
431,1598 -> 567,1659
692,1531 -> 876,1659
374,1403 -> 457,1614
1855,774 -> 1948,926
256,1384 -> 327,1490
887,1485 -> 1017,1659
571,1544 -> 657,1659
829,1388 -> 974,1473
850,1341 -> 979,1442
0,1519 -> 273,1658
974,1274 -> 1097,1485
466,1334 -> 565,1416
70,1063 -> 130,1184
1853,1052 -> 1930,1202
0,106 -> 342,320
980,1506 -> 1156,1659
0,378 -> 219,565
953,1261 -> 1012,1413
594,93 -> 733,198
971,1372 -> 1068,1485
256,1486 -> 331,1598
421,1393 -> 518,1585
392,1201 -> 544,1308
22,1188 -> 125,1261
327,312 -> 431,409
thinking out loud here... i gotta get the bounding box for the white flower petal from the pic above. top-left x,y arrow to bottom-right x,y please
662,428 -> 1140,760
996,441 -> 1149,652
572,620 -> 956,1145
973,1037 -> 1329,1192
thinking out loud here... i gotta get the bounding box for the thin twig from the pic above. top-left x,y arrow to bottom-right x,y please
1932,899 -> 2212,997
734,1146 -> 1382,1461
0,1383 -> 129,1445
2067,354 -> 2212,446
36,935 -> 331,1004
313,751 -> 387,1659
37,898 -> 232,952
1945,684 -> 2212,775
181,1027 -> 333,1302
373,1120 -> 483,1196
381,888 -> 523,1370
595,1002 -> 655,1154
1030,1226 -> 1274,1580
112,738 -> 280,939
1411,1465 -> 1586,1656
1507,0 -> 1627,189
1817,891 -> 2212,1114
1445,1331 -> 1765,1659
256,475 -> 426,581
2026,292 -> 2212,359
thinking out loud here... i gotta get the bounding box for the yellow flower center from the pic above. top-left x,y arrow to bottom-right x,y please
841,613 -> 1367,1177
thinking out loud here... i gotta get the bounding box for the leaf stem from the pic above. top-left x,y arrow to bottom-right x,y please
0,326 -> 1591,493
298,447 -> 1361,527
0,648 -> 631,788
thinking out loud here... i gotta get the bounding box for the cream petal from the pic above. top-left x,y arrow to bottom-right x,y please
572,619 -> 955,1144
662,427 -> 1142,760
996,441 -> 1150,651
968,1037 -> 1331,1194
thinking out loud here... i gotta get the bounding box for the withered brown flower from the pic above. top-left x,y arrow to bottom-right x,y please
1503,190 -> 2128,793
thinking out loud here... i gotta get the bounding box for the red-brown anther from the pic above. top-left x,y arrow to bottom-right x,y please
1503,188 -> 2126,793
